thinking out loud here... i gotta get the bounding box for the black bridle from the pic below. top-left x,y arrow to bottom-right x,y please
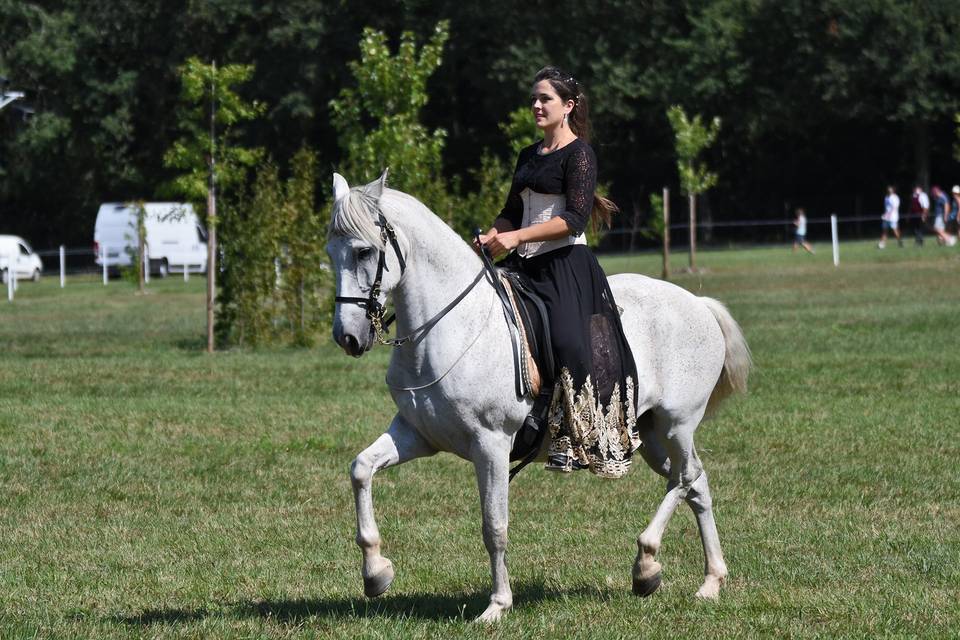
334,211 -> 408,347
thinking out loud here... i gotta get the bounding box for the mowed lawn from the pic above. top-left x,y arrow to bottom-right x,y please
0,241 -> 958,639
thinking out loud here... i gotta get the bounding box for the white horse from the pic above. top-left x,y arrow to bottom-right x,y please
327,171 -> 751,622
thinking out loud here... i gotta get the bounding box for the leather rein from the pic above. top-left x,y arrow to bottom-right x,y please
334,212 -> 486,349
333,215 -> 526,398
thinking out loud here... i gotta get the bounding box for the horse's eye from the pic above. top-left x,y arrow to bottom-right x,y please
356,247 -> 373,260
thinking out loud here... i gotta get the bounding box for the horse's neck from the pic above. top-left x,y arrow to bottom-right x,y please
389,207 -> 490,346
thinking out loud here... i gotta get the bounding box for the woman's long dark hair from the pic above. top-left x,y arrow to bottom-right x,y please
533,66 -> 619,229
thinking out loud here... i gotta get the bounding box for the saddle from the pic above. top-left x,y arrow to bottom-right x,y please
499,269 -> 555,400
472,233 -> 556,478
496,268 -> 559,474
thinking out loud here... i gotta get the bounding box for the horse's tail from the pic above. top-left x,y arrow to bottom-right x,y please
701,296 -> 751,416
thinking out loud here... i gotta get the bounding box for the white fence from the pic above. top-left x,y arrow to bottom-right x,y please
5,245 -> 199,301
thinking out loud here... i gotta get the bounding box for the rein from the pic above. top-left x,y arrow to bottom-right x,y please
334,212 -> 485,349
334,215 -> 525,398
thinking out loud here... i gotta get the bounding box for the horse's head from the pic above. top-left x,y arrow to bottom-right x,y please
327,169 -> 407,357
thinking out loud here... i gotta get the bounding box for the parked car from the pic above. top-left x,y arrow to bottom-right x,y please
93,202 -> 207,277
0,235 -> 43,282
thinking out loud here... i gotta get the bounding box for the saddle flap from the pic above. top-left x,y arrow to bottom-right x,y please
499,271 -> 555,398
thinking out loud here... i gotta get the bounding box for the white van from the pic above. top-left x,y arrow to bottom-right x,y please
93,202 -> 207,276
0,235 -> 43,282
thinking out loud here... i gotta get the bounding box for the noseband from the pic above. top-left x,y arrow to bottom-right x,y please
334,211 -> 407,347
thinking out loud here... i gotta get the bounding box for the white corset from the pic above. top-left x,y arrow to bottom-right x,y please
517,188 -> 587,258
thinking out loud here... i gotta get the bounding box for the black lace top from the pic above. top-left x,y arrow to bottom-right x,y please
495,138 -> 597,236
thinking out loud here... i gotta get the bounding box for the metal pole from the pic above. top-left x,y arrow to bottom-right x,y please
662,187 -> 670,280
831,214 -> 839,267
184,263 -> 189,283
144,247 -> 150,285
60,245 -> 65,288
102,245 -> 108,285
6,266 -> 12,302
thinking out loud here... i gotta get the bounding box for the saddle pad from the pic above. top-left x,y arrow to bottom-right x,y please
500,274 -> 541,398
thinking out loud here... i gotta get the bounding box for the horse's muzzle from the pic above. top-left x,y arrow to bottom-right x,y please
337,332 -> 367,358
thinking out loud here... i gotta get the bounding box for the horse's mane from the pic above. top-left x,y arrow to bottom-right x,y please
330,189 -> 384,247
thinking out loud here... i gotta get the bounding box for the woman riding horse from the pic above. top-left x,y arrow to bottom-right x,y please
479,66 -> 639,476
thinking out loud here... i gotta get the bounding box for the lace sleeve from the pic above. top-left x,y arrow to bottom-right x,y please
560,143 -> 597,236
494,152 -> 525,230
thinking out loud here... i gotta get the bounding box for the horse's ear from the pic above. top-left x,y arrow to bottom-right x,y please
364,168 -> 389,200
333,173 -> 350,203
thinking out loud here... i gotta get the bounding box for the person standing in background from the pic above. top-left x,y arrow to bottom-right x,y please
792,207 -> 814,254
878,185 -> 901,249
949,186 -> 960,238
930,186 -> 954,245
910,185 -> 929,246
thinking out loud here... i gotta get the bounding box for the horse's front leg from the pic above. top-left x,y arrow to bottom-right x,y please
471,434 -> 513,623
351,416 -> 435,598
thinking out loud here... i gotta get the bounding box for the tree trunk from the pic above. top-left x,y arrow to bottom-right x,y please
688,193 -> 696,271
662,187 -> 670,280
207,188 -> 216,353
137,215 -> 145,294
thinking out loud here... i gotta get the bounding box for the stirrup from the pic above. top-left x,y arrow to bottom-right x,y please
545,453 -> 587,473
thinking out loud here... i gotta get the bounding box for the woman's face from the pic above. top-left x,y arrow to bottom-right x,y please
530,79 -> 573,130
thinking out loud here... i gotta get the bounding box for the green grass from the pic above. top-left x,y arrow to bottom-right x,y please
1,242 -> 958,638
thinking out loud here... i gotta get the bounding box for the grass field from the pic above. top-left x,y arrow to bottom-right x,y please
1,241 -> 958,639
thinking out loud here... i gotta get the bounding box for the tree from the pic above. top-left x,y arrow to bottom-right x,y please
216,150 -> 330,347
330,21 -> 451,219
667,105 -> 720,271
163,57 -> 264,352
277,148 -> 330,346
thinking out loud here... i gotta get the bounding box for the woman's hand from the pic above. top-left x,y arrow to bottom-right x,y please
474,228 -> 498,254
484,230 -> 521,258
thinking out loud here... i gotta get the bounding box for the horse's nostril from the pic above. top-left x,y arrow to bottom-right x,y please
342,333 -> 361,355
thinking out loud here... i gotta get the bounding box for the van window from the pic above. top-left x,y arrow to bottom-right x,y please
18,243 -> 30,256
196,225 -> 208,243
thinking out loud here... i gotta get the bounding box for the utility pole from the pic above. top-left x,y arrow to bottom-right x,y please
206,61 -> 217,354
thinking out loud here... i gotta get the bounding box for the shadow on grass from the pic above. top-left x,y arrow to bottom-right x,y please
112,580 -> 608,626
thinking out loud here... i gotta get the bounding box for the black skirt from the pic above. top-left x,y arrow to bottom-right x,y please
517,245 -> 640,477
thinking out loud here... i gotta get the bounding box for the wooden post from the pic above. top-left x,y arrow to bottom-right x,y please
206,61 -> 217,354
662,187 -> 670,280
137,206 -> 146,295
688,192 -> 697,271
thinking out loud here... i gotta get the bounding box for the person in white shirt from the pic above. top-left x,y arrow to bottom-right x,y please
792,207 -> 814,254
910,185 -> 930,246
878,185 -> 902,249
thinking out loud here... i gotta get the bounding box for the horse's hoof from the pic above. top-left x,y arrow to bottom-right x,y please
632,570 -> 662,597
363,562 -> 395,598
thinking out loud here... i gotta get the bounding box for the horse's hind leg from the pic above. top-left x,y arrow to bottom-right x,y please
351,416 -> 435,598
634,409 -> 670,479
634,411 -> 720,598
685,470 -> 728,599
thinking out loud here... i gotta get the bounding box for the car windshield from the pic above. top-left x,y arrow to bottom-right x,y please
19,243 -> 30,255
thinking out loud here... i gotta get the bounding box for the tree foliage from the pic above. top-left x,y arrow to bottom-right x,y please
3,1 -> 960,253
329,22 -> 450,215
217,150 -> 330,347
162,57 -> 265,218
667,106 -> 721,197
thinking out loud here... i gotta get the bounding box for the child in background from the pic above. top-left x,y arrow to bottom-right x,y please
793,208 -> 814,254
